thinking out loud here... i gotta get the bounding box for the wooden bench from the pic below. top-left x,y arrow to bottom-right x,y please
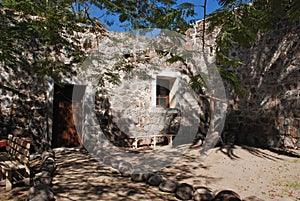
131,134 -> 175,149
0,134 -> 31,190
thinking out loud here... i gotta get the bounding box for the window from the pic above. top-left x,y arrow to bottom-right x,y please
156,76 -> 177,108
151,72 -> 180,108
156,85 -> 170,108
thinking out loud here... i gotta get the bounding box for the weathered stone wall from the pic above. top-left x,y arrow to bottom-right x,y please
91,45 -> 209,147
0,25 -> 103,151
224,20 -> 300,148
188,19 -> 300,149
94,84 -> 183,147
0,65 -> 51,152
3,17 -> 298,150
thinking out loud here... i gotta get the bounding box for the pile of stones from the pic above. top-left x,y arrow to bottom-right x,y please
99,151 -> 265,201
26,151 -> 56,201
25,146 -> 265,201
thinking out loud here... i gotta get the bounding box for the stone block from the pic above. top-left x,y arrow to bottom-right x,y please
147,173 -> 163,186
214,190 -> 241,201
175,183 -> 194,200
131,170 -> 146,182
33,171 -> 52,186
283,137 -> 297,149
117,161 -> 133,177
194,187 -> 214,201
158,179 -> 178,193
27,184 -> 55,201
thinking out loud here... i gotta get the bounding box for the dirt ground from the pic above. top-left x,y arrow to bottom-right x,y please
0,181 -> 29,201
0,146 -> 299,201
174,146 -> 300,200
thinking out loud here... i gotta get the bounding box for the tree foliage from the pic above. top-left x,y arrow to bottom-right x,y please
0,0 -> 196,92
4,0 -> 299,97
0,0 -> 98,83
210,0 -> 300,64
82,0 -> 195,31
207,0 -> 300,95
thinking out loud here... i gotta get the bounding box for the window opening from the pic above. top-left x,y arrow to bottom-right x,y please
156,76 -> 176,108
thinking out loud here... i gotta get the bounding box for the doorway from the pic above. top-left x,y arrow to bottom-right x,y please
52,84 -> 86,148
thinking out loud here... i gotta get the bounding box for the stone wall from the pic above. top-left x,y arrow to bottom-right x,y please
0,65 -> 51,152
2,18 -> 298,150
188,19 -> 300,149
224,20 -> 300,148
188,20 -> 299,149
0,24 -> 102,151
94,87 -> 183,147
73,30 -> 215,148
90,45 -> 209,147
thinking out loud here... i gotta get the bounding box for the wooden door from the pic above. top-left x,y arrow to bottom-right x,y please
52,84 -> 85,148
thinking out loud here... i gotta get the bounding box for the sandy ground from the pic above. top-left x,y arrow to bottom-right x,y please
178,146 -> 300,200
0,146 -> 299,201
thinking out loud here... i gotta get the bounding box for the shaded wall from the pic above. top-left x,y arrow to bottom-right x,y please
223,20 -> 300,148
0,65 -> 51,152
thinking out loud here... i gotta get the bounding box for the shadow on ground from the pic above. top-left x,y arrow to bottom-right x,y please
0,181 -> 29,201
1,145 -> 299,201
52,147 -> 215,201
215,144 -> 300,160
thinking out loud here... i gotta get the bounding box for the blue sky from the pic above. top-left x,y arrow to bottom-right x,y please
177,0 -> 221,20
91,0 -> 221,32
